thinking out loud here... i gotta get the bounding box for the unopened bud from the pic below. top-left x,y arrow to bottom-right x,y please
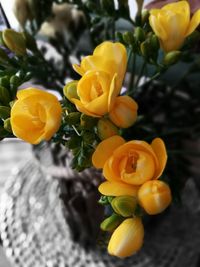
4,118 -> 12,133
163,51 -> 181,65
150,35 -> 160,51
80,114 -> 97,128
123,31 -> 135,45
0,86 -> 11,105
63,81 -> 79,103
0,76 -> 10,88
97,118 -> 118,140
3,29 -> 26,56
100,213 -> 123,232
0,106 -> 10,119
140,40 -> 150,58
65,112 -> 80,125
134,27 -> 145,43
111,196 -> 137,217
141,9 -> 149,25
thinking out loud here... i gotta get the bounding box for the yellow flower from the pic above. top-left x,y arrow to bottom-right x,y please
108,217 -> 144,258
10,88 -> 62,144
71,41 -> 127,117
73,41 -> 127,92
71,70 -> 117,117
149,1 -> 200,52
138,180 -> 172,215
109,96 -> 138,128
92,135 -> 167,195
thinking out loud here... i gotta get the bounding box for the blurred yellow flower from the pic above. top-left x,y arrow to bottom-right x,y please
92,136 -> 167,195
138,180 -> 172,215
10,88 -> 62,144
149,1 -> 200,52
108,217 -> 144,258
109,96 -> 138,128
71,41 -> 127,117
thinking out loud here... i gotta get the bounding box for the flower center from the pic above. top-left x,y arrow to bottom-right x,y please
90,81 -> 103,100
125,152 -> 139,174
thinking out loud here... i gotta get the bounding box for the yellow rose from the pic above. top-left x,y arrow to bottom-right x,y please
10,88 -> 62,144
71,41 -> 127,117
138,180 -> 172,215
149,1 -> 200,52
109,96 -> 138,128
92,135 -> 167,196
108,217 -> 144,258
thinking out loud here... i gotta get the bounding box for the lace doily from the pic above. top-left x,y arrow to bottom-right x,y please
0,160 -> 200,267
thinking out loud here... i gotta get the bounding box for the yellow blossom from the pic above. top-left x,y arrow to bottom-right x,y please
138,180 -> 172,215
108,217 -> 144,258
71,42 -> 127,117
10,88 -> 62,144
92,135 -> 167,195
149,1 -> 200,52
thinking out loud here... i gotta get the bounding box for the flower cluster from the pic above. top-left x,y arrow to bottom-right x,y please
1,0 -> 200,261
65,41 -> 138,128
93,135 -> 171,257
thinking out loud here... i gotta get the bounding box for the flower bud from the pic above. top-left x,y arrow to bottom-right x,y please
123,32 -> 135,45
111,196 -> 137,217
65,112 -> 80,125
97,118 -> 118,140
140,40 -> 150,58
109,96 -> 138,128
100,213 -> 123,232
80,114 -> 97,128
138,180 -> 172,215
108,217 -> 144,258
0,76 -> 10,88
0,86 -> 11,106
3,29 -> 26,56
134,27 -> 145,43
0,106 -> 10,119
150,35 -> 160,51
4,118 -> 12,133
141,9 -> 149,25
163,51 -> 181,66
63,81 -> 79,103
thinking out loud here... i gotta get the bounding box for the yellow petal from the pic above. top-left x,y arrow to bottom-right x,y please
85,92 -> 109,116
72,64 -> 85,76
186,9 -> 200,36
108,73 -> 119,112
43,105 -> 62,141
98,181 -> 138,197
92,135 -> 125,168
71,98 -> 100,117
103,156 -> 122,182
17,88 -> 58,102
108,218 -> 144,258
151,138 -> 167,179
149,13 -> 168,40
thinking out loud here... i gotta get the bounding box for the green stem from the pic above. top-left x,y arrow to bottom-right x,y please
128,51 -> 136,94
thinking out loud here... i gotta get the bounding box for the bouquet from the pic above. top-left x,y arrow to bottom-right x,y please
0,0 -> 200,259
